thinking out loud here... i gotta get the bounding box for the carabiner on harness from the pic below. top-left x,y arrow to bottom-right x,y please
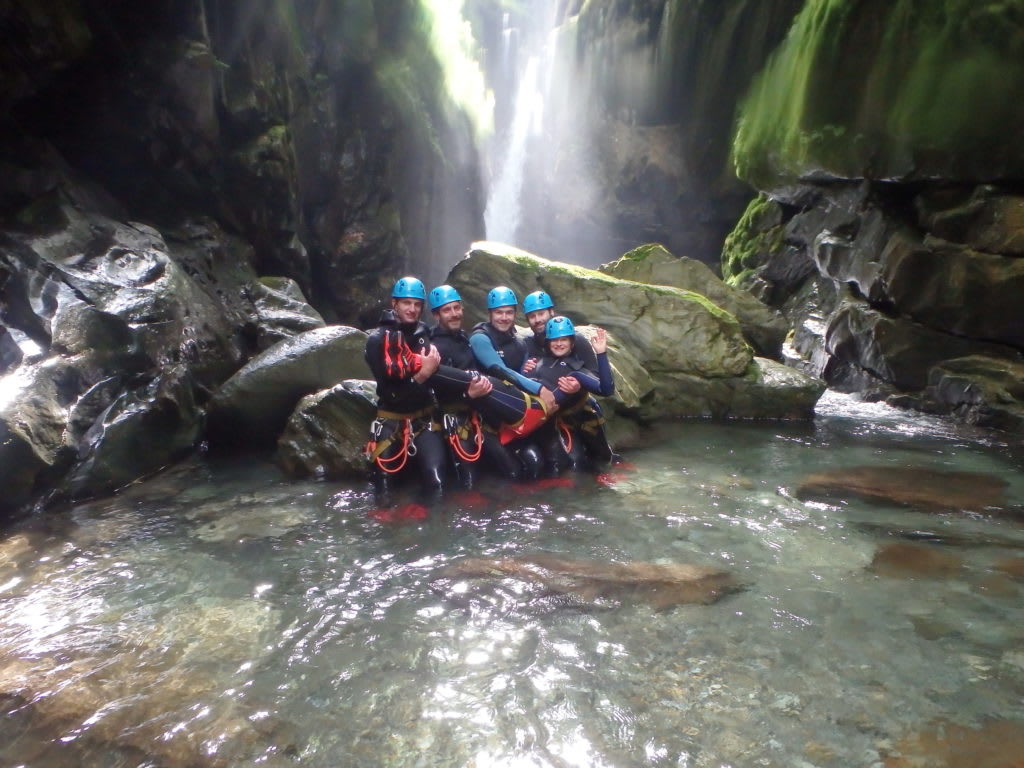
445,411 -> 483,462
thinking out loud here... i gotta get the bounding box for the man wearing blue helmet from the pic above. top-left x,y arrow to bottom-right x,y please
522,290 -> 598,371
363,276 -> 446,498
428,284 -> 540,482
469,286 -> 558,406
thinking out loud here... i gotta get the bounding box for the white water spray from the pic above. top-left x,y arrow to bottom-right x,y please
483,55 -> 543,244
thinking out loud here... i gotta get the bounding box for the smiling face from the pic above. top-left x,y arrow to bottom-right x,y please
548,336 -> 573,357
489,306 -> 516,333
526,307 -> 555,336
392,297 -> 423,325
433,301 -> 464,332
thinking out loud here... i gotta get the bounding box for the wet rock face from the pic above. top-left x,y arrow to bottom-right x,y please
0,190 -> 335,516
0,198 -> 258,514
724,182 -> 1024,427
276,380 -> 377,481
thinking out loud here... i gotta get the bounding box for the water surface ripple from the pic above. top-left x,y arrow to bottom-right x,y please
2,393 -> 1024,767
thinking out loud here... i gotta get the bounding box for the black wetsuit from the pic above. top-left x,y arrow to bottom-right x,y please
364,310 -> 447,498
530,347 -> 616,473
526,331 -> 615,470
431,324 -> 539,482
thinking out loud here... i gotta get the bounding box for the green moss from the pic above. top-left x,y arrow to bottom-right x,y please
721,194 -> 785,284
733,0 -> 1024,187
470,242 -> 741,324
619,243 -> 673,263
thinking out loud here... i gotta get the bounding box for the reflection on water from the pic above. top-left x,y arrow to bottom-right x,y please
2,392 -> 1024,767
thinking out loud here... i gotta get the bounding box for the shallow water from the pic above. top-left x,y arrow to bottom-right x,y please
2,392 -> 1024,767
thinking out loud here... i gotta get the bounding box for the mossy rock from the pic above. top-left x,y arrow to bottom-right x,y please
450,242 -> 752,378
603,242 -> 787,358
721,194 -> 788,287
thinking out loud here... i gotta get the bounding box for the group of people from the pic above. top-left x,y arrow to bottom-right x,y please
363,276 -> 616,500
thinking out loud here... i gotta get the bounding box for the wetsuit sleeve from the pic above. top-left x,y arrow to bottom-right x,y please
568,352 -> 615,396
469,333 -> 542,395
574,334 -> 599,371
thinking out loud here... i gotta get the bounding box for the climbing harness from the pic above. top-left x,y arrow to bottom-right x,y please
443,410 -> 484,462
364,407 -> 434,473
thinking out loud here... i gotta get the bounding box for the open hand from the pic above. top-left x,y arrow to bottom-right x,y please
592,327 -> 608,354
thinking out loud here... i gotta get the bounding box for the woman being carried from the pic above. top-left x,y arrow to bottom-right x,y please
525,316 -> 615,474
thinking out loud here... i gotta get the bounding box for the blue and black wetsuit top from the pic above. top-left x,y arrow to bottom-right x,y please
364,309 -> 435,414
469,321 -> 541,394
531,347 -> 615,408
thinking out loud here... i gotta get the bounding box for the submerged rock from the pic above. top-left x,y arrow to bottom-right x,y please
884,719 -> 1024,768
0,597 -> 292,767
796,465 -> 1010,513
431,554 -> 741,610
869,542 -> 964,580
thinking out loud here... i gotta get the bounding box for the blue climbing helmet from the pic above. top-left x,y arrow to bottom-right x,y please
545,315 -> 575,340
487,286 -> 518,310
428,284 -> 462,311
523,290 -> 554,314
392,276 -> 426,301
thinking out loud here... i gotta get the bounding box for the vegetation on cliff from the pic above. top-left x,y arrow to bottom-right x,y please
732,0 -> 1024,189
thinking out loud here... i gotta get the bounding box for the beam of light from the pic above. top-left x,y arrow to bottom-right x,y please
421,0 -> 495,139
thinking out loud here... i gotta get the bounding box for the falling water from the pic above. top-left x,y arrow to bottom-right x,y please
483,54 -> 543,244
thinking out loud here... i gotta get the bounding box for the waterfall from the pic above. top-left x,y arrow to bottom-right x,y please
482,1 -> 559,246
483,54 -> 542,244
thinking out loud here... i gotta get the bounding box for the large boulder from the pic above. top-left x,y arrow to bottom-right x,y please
452,242 -> 753,378
448,243 -> 823,422
276,379 -> 377,480
207,325 -> 370,450
601,243 -> 788,358
250,276 -> 326,351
